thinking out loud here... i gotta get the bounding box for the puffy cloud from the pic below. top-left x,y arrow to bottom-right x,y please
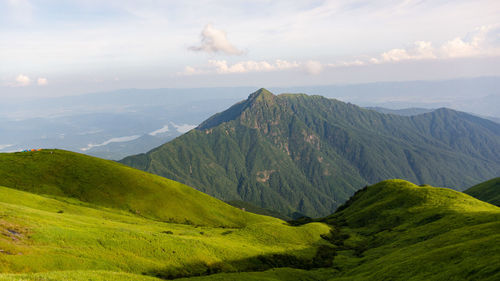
37,77 -> 48,86
371,25 -> 499,63
15,74 -> 31,86
375,41 -> 436,63
181,25 -> 500,76
441,25 -> 499,58
188,24 -> 243,55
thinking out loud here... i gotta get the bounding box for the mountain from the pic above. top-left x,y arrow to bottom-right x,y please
368,106 -> 500,124
121,89 -> 500,217
465,177 -> 500,206
365,107 -> 435,116
272,76 -> 500,118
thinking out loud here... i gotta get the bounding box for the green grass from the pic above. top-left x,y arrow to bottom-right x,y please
0,271 -> 162,281
0,185 -> 330,279
0,149 -> 498,280
465,177 -> 500,206
0,149 -> 274,228
168,180 -> 500,281
319,179 -> 500,281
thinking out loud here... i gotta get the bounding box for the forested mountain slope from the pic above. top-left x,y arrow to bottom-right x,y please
122,89 -> 500,217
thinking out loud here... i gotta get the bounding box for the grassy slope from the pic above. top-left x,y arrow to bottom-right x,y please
321,179 -> 500,281
0,149 -> 271,228
121,89 -> 500,217
0,179 -> 498,280
0,185 -> 330,280
179,180 -> 500,281
465,177 -> 500,206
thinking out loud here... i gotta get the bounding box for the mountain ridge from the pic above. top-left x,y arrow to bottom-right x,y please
121,89 -> 500,217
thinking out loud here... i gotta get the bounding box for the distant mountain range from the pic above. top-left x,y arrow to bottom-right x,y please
121,89 -> 500,217
0,88 -> 251,159
368,106 -> 500,124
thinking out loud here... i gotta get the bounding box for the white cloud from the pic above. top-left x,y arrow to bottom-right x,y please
326,60 -> 366,68
303,60 -> 323,75
15,74 -> 31,86
181,59 -> 300,75
179,25 -> 500,77
441,25 -> 499,58
375,41 -> 436,63
371,25 -> 499,63
37,77 -> 48,86
188,24 -> 243,55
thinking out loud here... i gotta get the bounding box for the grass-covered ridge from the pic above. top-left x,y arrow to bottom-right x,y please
0,184 -> 330,280
0,149 -> 273,227
318,179 -> 500,281
465,177 -> 500,206
176,179 -> 500,281
0,177 -> 498,280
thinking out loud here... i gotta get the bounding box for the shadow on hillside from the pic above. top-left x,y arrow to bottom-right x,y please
144,243 -> 337,280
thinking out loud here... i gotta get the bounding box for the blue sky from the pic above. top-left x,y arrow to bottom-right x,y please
1,0 -> 499,98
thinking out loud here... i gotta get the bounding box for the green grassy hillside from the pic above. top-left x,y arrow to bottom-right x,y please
0,185 -> 330,280
465,177 -> 500,206
121,89 -> 500,217
0,178 -> 498,280
0,149 -> 274,227
320,179 -> 500,280
175,179 -> 500,281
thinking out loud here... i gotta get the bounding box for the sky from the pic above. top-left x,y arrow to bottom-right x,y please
1,0 -> 500,99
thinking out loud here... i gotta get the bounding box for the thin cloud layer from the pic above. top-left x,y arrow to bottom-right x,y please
37,78 -> 48,86
188,24 -> 243,55
182,59 -> 300,75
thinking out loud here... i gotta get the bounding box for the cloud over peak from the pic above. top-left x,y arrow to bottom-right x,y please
188,24 -> 243,55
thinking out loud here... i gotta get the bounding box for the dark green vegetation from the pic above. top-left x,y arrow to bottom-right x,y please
226,200 -> 291,220
465,177 -> 500,206
121,89 -> 500,217
366,106 -> 434,116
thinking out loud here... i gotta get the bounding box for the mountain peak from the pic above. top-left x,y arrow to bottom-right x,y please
248,88 -> 275,103
197,88 -> 276,130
